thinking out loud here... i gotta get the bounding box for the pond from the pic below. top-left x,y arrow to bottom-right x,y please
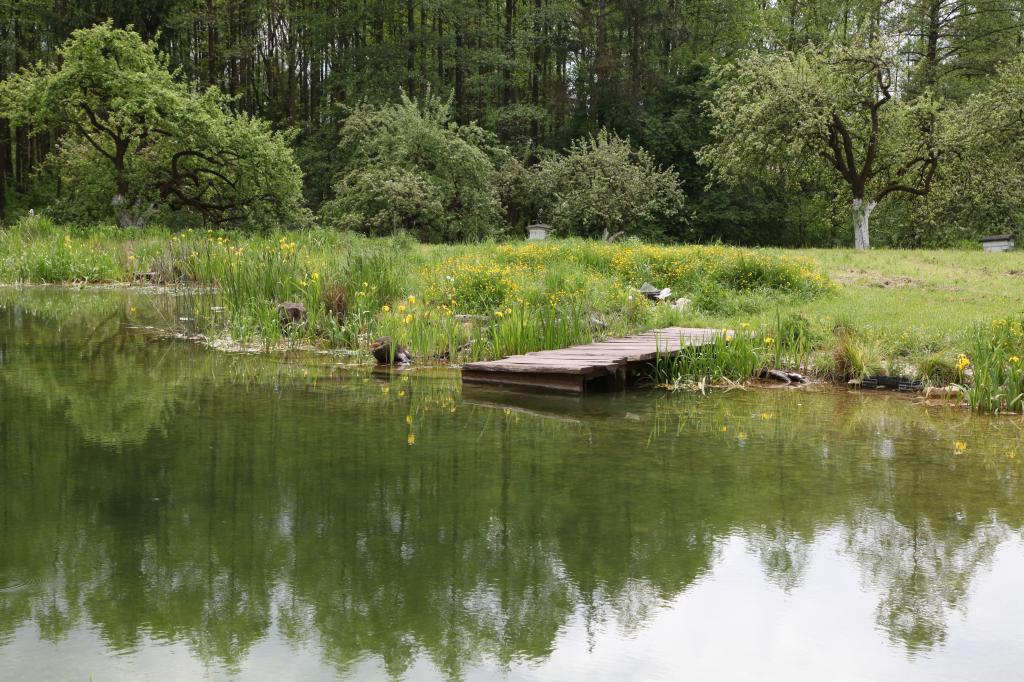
2,288 -> 1024,681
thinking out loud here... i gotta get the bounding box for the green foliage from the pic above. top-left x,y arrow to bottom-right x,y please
320,91 -> 504,242
530,130 -> 686,241
0,22 -> 306,230
3,3 -> 1024,246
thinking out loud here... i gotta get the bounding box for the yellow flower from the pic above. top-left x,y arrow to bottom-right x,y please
956,354 -> 971,372
404,314 -> 414,324
764,337 -> 775,346
954,440 -> 967,454
363,281 -> 369,288
382,304 -> 391,313
408,295 -> 416,304
399,390 -> 406,397
407,433 -> 416,446
1011,356 -> 1021,364
405,415 -> 413,425
311,272 -> 319,282
495,311 -> 504,319
398,304 -> 407,313
381,386 -> 389,394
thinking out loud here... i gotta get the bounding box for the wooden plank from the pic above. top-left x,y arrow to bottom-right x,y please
462,369 -> 585,394
513,354 -> 628,362
467,361 -> 623,371
461,326 -> 727,394
469,356 -> 619,366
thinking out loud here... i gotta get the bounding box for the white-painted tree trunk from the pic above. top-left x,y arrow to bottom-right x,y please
852,198 -> 876,250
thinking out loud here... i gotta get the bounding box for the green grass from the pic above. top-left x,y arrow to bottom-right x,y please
700,248 -> 1024,355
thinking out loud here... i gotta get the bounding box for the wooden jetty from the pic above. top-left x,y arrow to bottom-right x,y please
461,327 -> 725,394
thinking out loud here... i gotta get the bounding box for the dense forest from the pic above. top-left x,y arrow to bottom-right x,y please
1,1 -> 1023,246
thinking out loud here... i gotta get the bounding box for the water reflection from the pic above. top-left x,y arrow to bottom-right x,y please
2,289 -> 1024,680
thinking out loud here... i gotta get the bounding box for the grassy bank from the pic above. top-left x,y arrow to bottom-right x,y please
0,216 -> 830,362
2,216 -> 1024,411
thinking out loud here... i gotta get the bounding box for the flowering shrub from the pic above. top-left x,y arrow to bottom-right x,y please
425,258 -> 528,314
493,240 -> 835,298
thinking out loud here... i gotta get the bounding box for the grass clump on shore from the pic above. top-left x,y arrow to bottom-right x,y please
651,330 -> 766,389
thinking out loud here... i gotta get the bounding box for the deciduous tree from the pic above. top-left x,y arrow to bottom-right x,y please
0,22 -> 305,229
700,45 -> 941,249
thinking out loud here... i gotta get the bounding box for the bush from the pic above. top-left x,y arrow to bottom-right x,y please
530,130 -> 686,240
321,91 -> 504,242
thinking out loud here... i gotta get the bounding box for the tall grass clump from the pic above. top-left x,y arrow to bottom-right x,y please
963,317 -> 1024,414
651,330 -> 766,389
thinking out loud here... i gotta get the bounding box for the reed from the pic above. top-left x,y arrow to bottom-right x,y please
963,318 -> 1024,414
651,329 -> 766,389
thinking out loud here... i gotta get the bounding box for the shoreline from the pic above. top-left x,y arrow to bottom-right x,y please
3,280 -> 981,414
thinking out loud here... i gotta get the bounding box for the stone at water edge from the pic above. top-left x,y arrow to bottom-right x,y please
372,337 -> 412,365
922,385 -> 964,399
759,368 -> 807,384
277,302 -> 307,330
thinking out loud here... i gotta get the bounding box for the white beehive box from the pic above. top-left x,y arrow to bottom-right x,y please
981,235 -> 1015,252
527,224 -> 551,241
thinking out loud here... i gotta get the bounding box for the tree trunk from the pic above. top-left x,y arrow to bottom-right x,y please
852,197 -> 875,250
454,23 -> 465,120
406,0 -> 415,95
503,0 -> 514,106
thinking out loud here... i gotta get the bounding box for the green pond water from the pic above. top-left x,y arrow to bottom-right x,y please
3,288 -> 1024,681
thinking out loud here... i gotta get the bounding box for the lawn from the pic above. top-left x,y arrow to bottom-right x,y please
698,248 -> 1024,355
